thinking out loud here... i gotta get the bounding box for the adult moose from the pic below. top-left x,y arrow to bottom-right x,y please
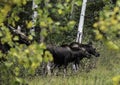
42,45 -> 73,76
42,44 -> 91,76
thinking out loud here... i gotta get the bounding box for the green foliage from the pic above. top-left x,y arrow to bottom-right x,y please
0,0 -> 120,84
43,51 -> 53,62
0,42 -> 45,84
0,0 -> 82,84
93,1 -> 120,50
112,75 -> 120,85
45,0 -> 105,44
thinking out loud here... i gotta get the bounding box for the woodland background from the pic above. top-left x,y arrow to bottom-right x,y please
0,0 -> 120,85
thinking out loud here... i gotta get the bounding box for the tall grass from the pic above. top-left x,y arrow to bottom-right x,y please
27,68 -> 119,85
27,44 -> 120,85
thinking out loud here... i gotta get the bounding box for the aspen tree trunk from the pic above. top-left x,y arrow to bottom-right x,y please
76,0 -> 87,43
32,0 -> 38,31
32,0 -> 44,42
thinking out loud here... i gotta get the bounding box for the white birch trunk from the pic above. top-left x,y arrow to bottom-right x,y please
76,0 -> 87,43
31,0 -> 38,32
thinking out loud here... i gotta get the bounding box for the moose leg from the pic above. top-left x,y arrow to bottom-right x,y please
72,64 -> 77,72
63,68 -> 67,77
46,62 -> 51,75
63,63 -> 68,77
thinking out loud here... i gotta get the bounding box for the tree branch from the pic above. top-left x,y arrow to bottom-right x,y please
8,25 -> 31,44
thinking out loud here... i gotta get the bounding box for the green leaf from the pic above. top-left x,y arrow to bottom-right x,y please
75,1 -> 82,6
5,62 -> 13,67
14,67 -> 20,76
28,35 -> 33,40
14,16 -> 20,21
105,41 -> 119,50
58,9 -> 63,14
22,0 -> 27,5
40,21 -> 47,28
13,36 -> 19,41
57,4 -> 64,9
27,21 -> 33,28
40,29 -> 47,37
55,22 -> 60,25
0,32 -> 3,37
15,77 -> 24,84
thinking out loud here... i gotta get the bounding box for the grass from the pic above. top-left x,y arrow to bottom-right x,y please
27,67 -> 119,85
27,46 -> 120,85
